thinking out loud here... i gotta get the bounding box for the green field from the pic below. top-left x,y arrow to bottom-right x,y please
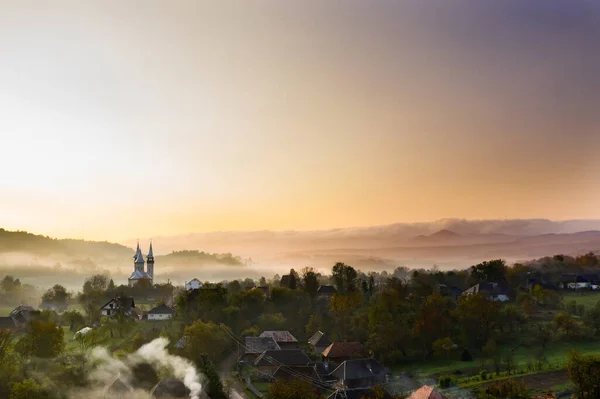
562,291 -> 600,310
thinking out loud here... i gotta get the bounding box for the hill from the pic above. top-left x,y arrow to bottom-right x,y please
0,228 -> 132,258
156,250 -> 243,266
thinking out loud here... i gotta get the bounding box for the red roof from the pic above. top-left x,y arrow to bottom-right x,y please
407,386 -> 448,399
322,342 -> 365,358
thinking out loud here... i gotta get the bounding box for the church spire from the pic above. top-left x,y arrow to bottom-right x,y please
134,240 -> 140,260
148,241 -> 154,258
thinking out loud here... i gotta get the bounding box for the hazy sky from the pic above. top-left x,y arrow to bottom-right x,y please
1,0 -> 599,241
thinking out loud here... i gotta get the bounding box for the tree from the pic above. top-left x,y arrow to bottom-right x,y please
16,320 -> 65,358
567,350 -> 600,398
10,379 -> 48,399
257,313 -> 287,331
200,358 -> 228,399
182,320 -> 232,365
288,269 -> 298,290
61,310 -> 86,332
301,267 -> 319,301
412,292 -> 454,358
265,379 -> 323,399
41,284 -> 71,311
259,276 -> 267,286
107,279 -> 116,292
478,379 -> 531,399
453,293 -> 499,350
82,274 -> 109,295
330,292 -> 362,341
469,260 -> 507,285
584,300 -> 600,335
0,276 -> 20,294
553,312 -> 579,338
332,262 -> 358,294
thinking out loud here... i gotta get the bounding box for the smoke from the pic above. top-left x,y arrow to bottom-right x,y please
136,338 -> 203,399
77,337 -> 203,399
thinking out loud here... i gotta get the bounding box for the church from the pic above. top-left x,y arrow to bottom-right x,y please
128,242 -> 154,287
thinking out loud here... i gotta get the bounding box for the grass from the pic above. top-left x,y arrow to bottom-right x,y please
562,292 -> 600,310
0,306 -> 14,316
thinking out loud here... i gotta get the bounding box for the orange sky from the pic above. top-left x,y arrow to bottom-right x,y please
0,1 -> 599,241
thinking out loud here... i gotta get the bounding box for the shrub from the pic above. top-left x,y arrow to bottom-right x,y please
438,375 -> 456,388
479,370 -> 487,381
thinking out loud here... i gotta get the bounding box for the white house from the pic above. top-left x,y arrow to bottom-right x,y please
100,297 -> 136,318
185,278 -> 203,291
462,282 -> 509,302
147,304 -> 174,321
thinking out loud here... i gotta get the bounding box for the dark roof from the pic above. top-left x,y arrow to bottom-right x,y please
254,349 -> 311,367
151,378 -> 190,398
308,331 -> 332,347
407,385 -> 448,399
101,297 -> 135,311
245,337 -> 281,354
327,388 -> 392,399
0,317 -> 16,329
322,342 -> 366,358
272,365 -> 321,381
330,359 -> 387,382
560,274 -> 600,284
10,306 -> 34,319
148,304 -> 174,315
312,361 -> 337,381
317,285 -> 337,294
259,330 -> 298,343
462,282 -> 508,296
106,377 -> 133,393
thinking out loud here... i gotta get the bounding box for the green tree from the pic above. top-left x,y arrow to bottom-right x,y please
553,311 -> 579,338
41,284 -> 71,311
16,320 -> 65,358
257,313 -> 287,331
288,269 -> 299,290
200,358 -> 228,399
332,263 -> 358,294
107,279 -> 116,292
61,310 -> 86,332
182,320 -> 232,365
478,379 -> 530,399
453,293 -> 499,350
10,379 -> 47,399
412,292 -> 454,358
265,379 -> 323,399
301,267 -> 320,304
567,350 -> 600,398
330,292 -> 362,341
469,259 -> 507,285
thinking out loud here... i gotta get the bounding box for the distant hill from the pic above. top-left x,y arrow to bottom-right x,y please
156,250 -> 243,266
430,229 -> 461,238
0,228 -> 132,258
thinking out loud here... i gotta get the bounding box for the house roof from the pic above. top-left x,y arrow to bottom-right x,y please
312,361 -> 337,381
322,342 -> 366,359
259,330 -> 298,343
0,317 -> 16,329
187,278 -> 202,284
101,297 -> 135,311
406,385 -> 448,399
317,285 -> 337,294
244,337 -> 281,354
10,305 -> 34,317
254,349 -> 311,367
330,358 -> 387,382
560,274 -> 599,284
106,376 -> 133,393
272,365 -> 321,381
129,269 -> 152,280
308,331 -> 332,347
148,304 -> 174,315
462,282 -> 508,296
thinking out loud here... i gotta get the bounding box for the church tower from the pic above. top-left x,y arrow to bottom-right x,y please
134,241 -> 145,272
147,242 -> 154,280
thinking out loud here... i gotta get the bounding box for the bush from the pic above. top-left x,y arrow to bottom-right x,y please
438,375 -> 456,388
479,370 -> 487,381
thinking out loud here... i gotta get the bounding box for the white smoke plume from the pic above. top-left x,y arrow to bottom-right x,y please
76,337 -> 203,399
136,337 -> 203,399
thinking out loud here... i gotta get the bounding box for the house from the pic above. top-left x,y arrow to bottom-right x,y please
104,376 -> 133,399
259,330 -> 299,350
242,336 -> 281,362
185,278 -> 203,291
329,358 -> 388,389
254,349 -> 311,378
0,317 -> 17,331
462,282 -> 509,302
559,274 -> 600,290
322,342 -> 367,364
9,305 -> 35,328
100,297 -> 136,318
147,304 -> 174,321
308,331 -> 332,355
406,385 -> 448,399
317,285 -> 337,298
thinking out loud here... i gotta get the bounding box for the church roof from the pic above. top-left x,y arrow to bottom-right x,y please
148,242 -> 154,258
129,270 -> 151,280
135,249 -> 145,264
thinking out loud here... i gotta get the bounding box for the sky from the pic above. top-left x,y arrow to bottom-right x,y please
0,0 -> 599,241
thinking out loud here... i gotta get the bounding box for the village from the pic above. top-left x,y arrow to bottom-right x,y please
2,243 -> 600,399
